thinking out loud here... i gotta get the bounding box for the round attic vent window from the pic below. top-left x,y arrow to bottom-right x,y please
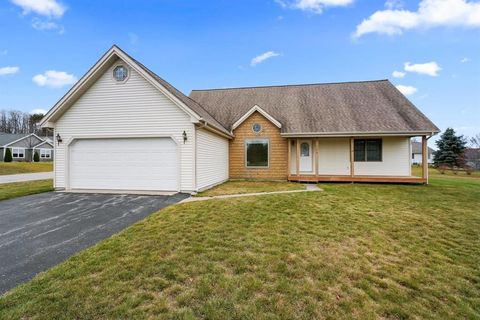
252,123 -> 262,133
113,65 -> 128,82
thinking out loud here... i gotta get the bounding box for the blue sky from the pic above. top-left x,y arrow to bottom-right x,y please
0,0 -> 479,144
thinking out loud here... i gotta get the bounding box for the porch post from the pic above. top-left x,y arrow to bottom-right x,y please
422,135 -> 429,184
315,139 -> 319,176
287,139 -> 291,178
296,139 -> 300,176
350,137 -> 354,177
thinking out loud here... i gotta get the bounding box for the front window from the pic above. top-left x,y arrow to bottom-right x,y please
246,139 -> 269,168
40,149 -> 52,159
354,139 -> 382,162
12,147 -> 25,159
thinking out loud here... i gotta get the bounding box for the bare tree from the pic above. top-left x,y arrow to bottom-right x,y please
470,134 -> 480,148
0,109 -> 47,135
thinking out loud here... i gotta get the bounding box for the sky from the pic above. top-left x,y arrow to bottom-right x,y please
0,0 -> 479,145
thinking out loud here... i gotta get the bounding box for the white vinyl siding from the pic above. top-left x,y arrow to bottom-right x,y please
354,137 -> 410,176
54,59 -> 195,192
196,128 -> 229,191
317,138 -> 351,175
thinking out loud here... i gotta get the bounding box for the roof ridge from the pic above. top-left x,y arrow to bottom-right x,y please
191,79 -> 390,92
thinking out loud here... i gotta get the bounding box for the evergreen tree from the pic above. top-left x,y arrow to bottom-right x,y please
33,151 -> 40,162
4,148 -> 12,162
433,128 -> 467,167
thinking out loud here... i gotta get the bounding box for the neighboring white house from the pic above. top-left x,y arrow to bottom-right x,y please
411,141 -> 434,165
40,46 -> 439,193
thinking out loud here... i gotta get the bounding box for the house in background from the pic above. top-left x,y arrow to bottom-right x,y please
40,46 -> 439,194
465,148 -> 480,170
411,141 -> 434,165
0,133 -> 54,162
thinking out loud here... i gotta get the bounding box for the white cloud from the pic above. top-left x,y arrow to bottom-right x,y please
32,18 -> 64,33
275,0 -> 354,14
32,70 -> 77,88
10,0 -> 66,18
460,57 -> 471,63
404,61 -> 441,76
0,66 -> 19,76
251,51 -> 281,66
354,0 -> 480,38
385,0 -> 404,10
30,108 -> 47,115
396,84 -> 418,95
392,70 -> 406,78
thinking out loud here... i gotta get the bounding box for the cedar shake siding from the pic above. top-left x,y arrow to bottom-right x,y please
229,111 -> 287,180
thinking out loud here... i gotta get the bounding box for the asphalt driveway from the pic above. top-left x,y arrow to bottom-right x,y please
0,192 -> 188,294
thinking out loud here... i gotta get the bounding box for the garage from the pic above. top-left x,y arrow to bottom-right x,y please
69,137 -> 178,191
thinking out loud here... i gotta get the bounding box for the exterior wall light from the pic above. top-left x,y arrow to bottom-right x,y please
56,133 -> 62,145
182,131 -> 187,144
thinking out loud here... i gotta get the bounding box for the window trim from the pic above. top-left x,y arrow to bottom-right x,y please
251,123 -> 263,134
111,64 -> 130,83
244,138 -> 270,169
354,139 -> 383,162
40,148 -> 52,159
11,147 -> 25,159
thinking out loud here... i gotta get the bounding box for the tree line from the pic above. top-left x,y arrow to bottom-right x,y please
0,110 -> 48,135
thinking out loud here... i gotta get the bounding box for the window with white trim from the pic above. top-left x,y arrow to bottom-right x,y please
245,139 -> 269,168
12,147 -> 25,159
40,149 -> 52,159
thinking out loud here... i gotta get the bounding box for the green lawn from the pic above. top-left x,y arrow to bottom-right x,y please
0,162 -> 53,175
196,180 -> 305,197
1,175 -> 479,319
0,180 -> 54,201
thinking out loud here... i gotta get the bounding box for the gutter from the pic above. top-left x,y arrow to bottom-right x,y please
198,119 -> 233,139
281,131 -> 440,138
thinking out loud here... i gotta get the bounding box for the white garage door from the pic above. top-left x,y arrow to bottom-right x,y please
69,138 -> 178,191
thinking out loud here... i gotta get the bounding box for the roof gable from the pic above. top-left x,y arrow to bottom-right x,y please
41,45 -> 231,137
190,80 -> 440,136
232,105 -> 282,130
1,133 -> 44,148
33,140 -> 54,149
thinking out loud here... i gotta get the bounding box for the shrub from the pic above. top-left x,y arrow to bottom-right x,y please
33,151 -> 40,162
4,148 -> 12,162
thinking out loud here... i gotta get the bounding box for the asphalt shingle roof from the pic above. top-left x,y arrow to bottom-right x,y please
411,141 -> 435,156
0,134 -> 28,146
190,80 -> 440,134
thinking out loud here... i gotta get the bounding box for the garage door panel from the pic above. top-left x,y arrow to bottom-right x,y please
69,138 -> 178,191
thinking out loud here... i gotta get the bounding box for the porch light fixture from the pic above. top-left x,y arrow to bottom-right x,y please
56,133 -> 62,145
182,131 -> 187,144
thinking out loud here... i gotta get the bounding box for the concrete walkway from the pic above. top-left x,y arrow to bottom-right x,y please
181,184 -> 322,203
0,172 -> 53,184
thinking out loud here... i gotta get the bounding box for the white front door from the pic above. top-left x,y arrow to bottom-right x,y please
69,137 -> 178,191
299,140 -> 313,172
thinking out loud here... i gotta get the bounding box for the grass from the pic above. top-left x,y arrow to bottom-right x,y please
412,165 -> 480,178
0,180 -> 54,201
0,162 -> 53,175
1,175 -> 479,319
196,180 -> 305,197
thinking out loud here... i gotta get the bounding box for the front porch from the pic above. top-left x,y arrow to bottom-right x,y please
287,136 -> 430,184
